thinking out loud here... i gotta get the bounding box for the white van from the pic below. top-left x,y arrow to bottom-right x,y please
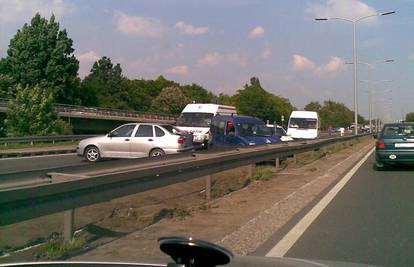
176,104 -> 237,147
287,111 -> 319,139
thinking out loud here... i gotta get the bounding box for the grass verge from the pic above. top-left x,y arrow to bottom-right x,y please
0,141 -> 77,150
35,234 -> 86,260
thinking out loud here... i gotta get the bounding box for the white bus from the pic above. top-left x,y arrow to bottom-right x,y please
287,111 -> 319,139
176,104 -> 237,147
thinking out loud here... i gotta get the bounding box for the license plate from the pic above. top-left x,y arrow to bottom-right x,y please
395,143 -> 414,148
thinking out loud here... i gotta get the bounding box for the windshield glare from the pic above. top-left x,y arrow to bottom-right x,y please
289,118 -> 317,129
237,123 -> 272,136
176,113 -> 213,127
382,125 -> 414,137
161,125 -> 182,135
267,127 -> 287,136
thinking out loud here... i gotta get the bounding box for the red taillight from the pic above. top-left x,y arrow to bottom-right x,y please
376,139 -> 386,149
178,136 -> 185,144
226,121 -> 234,129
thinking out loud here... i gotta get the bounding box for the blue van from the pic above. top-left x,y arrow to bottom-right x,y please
210,115 -> 281,147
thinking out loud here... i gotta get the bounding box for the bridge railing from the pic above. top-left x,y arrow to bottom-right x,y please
0,98 -> 178,121
0,135 -> 96,146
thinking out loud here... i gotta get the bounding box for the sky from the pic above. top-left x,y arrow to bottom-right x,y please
0,0 -> 412,122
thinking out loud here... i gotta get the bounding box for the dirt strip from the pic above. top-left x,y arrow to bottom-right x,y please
71,137 -> 374,261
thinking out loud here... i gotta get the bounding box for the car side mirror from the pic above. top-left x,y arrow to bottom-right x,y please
108,132 -> 115,138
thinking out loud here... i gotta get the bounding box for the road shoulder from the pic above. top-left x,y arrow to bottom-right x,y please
73,137 -> 374,261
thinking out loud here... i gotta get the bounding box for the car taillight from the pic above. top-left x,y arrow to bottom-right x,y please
376,139 -> 386,149
178,136 -> 185,144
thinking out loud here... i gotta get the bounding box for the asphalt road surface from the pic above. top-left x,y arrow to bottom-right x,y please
261,153 -> 414,266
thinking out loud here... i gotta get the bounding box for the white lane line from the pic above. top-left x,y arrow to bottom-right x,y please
0,153 -> 76,161
266,147 -> 375,258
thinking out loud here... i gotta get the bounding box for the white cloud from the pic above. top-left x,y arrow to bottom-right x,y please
292,54 -> 345,76
315,56 -> 345,75
292,54 -> 316,70
0,0 -> 75,22
248,26 -> 265,39
197,52 -> 247,67
114,11 -> 164,37
306,0 -> 377,22
76,51 -> 100,78
261,48 -> 272,59
175,21 -> 208,35
166,65 -> 189,75
76,51 -> 100,63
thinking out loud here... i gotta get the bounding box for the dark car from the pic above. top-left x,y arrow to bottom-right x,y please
375,122 -> 414,169
210,115 -> 281,147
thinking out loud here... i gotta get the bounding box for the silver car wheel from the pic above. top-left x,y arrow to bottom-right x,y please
86,147 -> 100,162
150,149 -> 165,157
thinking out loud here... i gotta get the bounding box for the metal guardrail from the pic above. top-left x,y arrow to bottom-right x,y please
0,135 -> 96,145
0,133 -> 371,228
0,98 -> 178,123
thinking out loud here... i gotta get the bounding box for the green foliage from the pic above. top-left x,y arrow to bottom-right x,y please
247,167 -> 274,182
234,77 -> 277,122
0,113 -> 6,137
406,112 -> 414,122
6,13 -> 80,104
270,95 -> 294,125
36,234 -> 86,260
0,58 -> 14,98
304,101 -> 322,113
305,100 -> 366,130
126,76 -> 179,111
181,83 -> 215,103
151,86 -> 191,114
233,77 -> 292,124
81,57 -> 129,109
5,85 -> 72,136
217,93 -> 236,106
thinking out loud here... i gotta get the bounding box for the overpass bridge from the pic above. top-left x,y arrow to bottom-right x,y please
0,98 -> 177,124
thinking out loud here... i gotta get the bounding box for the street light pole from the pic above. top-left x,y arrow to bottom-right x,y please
345,59 -> 393,133
315,11 -> 395,135
352,22 -> 358,135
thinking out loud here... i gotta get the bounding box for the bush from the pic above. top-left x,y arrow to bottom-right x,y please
247,167 -> 274,182
5,85 -> 72,136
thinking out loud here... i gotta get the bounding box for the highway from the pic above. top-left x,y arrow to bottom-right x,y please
259,153 -> 414,266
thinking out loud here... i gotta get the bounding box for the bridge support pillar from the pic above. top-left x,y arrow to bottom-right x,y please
64,209 -> 75,243
247,163 -> 255,178
205,175 -> 211,201
275,157 -> 280,170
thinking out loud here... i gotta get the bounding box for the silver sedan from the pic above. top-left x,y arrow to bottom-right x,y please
77,123 -> 193,162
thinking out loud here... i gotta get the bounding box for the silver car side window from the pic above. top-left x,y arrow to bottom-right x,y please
135,125 -> 154,137
111,124 -> 136,137
155,126 -> 166,137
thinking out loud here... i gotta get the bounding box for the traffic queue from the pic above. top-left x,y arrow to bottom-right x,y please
77,103 -> 320,162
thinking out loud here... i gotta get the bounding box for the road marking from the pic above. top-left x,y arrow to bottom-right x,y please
0,153 -> 76,161
266,146 -> 375,258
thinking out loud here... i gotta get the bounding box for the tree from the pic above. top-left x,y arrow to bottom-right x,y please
304,101 -> 322,113
271,95 -> 294,125
151,86 -> 190,114
0,58 -> 14,98
127,76 -> 179,112
217,93 -> 236,106
406,112 -> 414,122
181,83 -> 215,103
234,77 -> 278,122
5,85 -> 71,136
6,14 -> 80,104
81,57 -> 129,109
